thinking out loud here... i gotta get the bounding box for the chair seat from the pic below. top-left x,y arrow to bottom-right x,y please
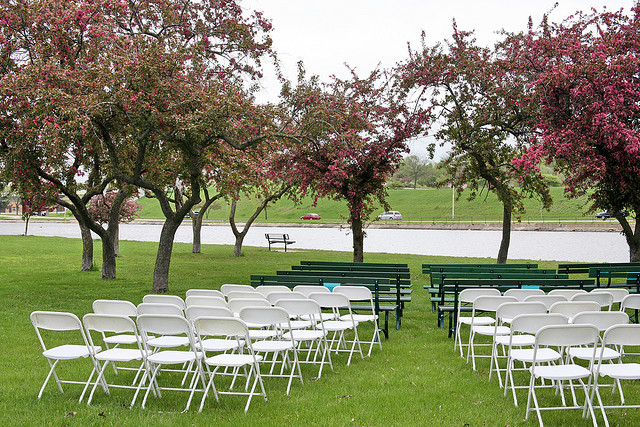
147,350 -> 201,365
247,330 -> 278,340
95,348 -> 150,363
568,346 -> 620,361
283,330 -> 325,341
472,325 -> 510,336
459,317 -> 494,326
531,364 -> 592,380
340,314 -> 377,322
288,320 -> 314,329
103,334 -> 141,345
319,320 -> 357,331
302,313 -> 336,321
495,334 -> 534,347
42,344 -> 100,360
147,336 -> 190,348
598,363 -> 640,380
205,353 -> 263,368
199,338 -> 242,352
252,340 -> 295,352
511,348 -> 561,363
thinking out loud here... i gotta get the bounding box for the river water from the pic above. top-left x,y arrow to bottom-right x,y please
0,220 -> 630,263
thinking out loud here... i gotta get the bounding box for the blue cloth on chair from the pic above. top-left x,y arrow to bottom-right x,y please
324,282 -> 340,292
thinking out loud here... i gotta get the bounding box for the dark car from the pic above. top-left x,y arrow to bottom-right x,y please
300,213 -> 321,220
595,210 -> 628,219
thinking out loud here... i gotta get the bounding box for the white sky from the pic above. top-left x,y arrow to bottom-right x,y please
243,0 -> 636,159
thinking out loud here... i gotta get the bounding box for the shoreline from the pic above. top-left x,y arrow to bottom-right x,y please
0,217 -> 629,233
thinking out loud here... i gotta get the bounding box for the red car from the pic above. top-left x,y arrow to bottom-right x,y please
300,213 -> 321,220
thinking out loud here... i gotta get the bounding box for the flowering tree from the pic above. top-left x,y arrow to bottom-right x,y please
397,26 -> 551,263
87,190 -> 141,256
518,6 -> 640,261
277,67 -> 426,262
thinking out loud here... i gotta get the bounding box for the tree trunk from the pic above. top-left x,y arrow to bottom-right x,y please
351,216 -> 365,263
152,219 -> 180,293
23,215 -> 30,236
234,234 -> 245,257
113,222 -> 120,257
497,203 -> 512,264
192,218 -> 202,253
618,214 -> 640,262
80,222 -> 94,271
101,232 -> 117,279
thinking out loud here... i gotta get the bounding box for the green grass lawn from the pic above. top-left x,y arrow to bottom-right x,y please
1,235 -> 637,426
136,187 -> 594,224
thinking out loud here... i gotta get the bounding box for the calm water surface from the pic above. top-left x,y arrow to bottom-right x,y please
0,221 -> 629,263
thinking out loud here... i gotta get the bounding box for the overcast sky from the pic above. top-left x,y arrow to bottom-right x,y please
242,0 -> 636,159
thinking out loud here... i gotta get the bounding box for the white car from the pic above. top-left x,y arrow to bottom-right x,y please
378,211 -> 402,220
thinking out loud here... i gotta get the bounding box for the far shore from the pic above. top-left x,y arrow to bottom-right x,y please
1,215 -> 630,233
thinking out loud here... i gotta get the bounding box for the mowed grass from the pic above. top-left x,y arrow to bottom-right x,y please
1,235 -> 639,426
136,187 -> 594,224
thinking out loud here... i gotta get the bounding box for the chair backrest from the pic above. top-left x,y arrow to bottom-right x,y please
226,291 -> 264,301
83,313 -> 138,335
220,284 -> 255,296
185,305 -> 234,322
571,292 -> 614,309
227,298 -> 272,315
239,306 -> 291,329
523,294 -> 568,309
459,288 -> 501,304
185,295 -> 228,308
571,311 -> 629,331
601,324 -> 640,347
194,316 -> 251,340
142,294 -> 185,310
503,288 -> 545,301
256,285 -> 292,296
92,299 -> 137,317
137,314 -> 193,339
274,299 -> 322,320
293,285 -> 330,297
185,289 -> 224,298
621,294 -> 640,311
136,302 -> 184,316
472,295 -> 519,314
30,311 -> 91,354
333,285 -> 373,301
308,292 -> 350,309
548,289 -> 588,299
266,291 -> 306,305
510,313 -> 569,335
591,288 -> 629,303
549,301 -> 601,319
535,323 -> 599,347
496,301 -> 548,323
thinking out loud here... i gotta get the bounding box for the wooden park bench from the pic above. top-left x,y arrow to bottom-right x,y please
265,233 -> 295,252
557,262 -> 640,275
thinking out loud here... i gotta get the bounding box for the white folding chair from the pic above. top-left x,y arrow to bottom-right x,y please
266,291 -> 306,305
525,324 -> 600,427
467,295 -> 519,370
571,292 -> 614,311
30,311 -> 102,401
591,288 -> 628,305
135,314 -> 206,411
92,300 -> 142,374
185,306 -> 241,354
186,289 -> 224,299
227,299 -> 278,340
239,307 -> 303,395
523,294 -> 568,310
309,292 -> 363,366
490,301 -> 547,387
136,303 -> 189,349
568,311 -> 629,365
185,295 -> 228,308
142,294 -> 186,310
293,285 -> 330,297
194,316 -> 266,413
503,313 -> 569,407
592,324 -> 640,427
81,314 -> 150,406
620,294 -> 640,326
548,289 -> 588,299
454,288 -> 501,357
504,288 -> 545,301
226,291 -> 265,301
549,301 -> 601,323
274,299 -> 333,378
334,285 -> 383,357
220,284 -> 255,297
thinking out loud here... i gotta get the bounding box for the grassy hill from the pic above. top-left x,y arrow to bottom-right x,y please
137,187 -> 594,223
